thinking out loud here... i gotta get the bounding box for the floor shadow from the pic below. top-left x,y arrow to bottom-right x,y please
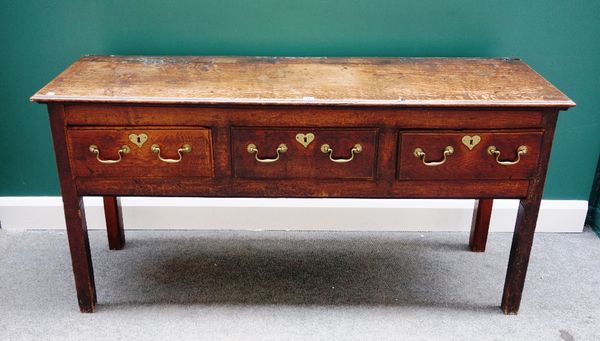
94,231 -> 504,312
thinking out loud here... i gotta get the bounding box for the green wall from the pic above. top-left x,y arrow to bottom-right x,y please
1,0 -> 599,199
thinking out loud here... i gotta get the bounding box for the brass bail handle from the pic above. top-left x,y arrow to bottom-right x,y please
320,143 -> 363,163
414,146 -> 454,166
487,145 -> 528,165
247,143 -> 288,163
151,144 -> 192,163
89,144 -> 130,164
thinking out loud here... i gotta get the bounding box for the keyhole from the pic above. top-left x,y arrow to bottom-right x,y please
304,137 -> 308,143
469,138 -> 474,146
137,136 -> 142,144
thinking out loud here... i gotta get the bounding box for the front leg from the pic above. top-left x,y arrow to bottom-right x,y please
501,111 -> 558,314
501,196 -> 542,314
48,103 -> 97,313
63,196 -> 97,312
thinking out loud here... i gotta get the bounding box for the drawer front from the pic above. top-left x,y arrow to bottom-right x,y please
398,131 -> 543,180
67,127 -> 213,177
232,128 -> 378,179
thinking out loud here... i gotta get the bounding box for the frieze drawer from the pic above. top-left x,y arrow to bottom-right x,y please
231,127 -> 378,179
66,127 -> 213,177
398,131 -> 543,180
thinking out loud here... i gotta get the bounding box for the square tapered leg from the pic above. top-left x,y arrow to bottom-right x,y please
469,199 -> 493,252
103,196 -> 125,250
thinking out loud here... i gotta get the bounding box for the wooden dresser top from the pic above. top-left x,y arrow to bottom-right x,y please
31,56 -> 575,108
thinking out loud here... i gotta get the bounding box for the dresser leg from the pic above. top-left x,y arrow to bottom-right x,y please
501,111 -> 558,314
469,199 -> 493,252
48,104 -> 97,313
501,197 -> 541,314
63,196 -> 97,313
104,196 -> 125,250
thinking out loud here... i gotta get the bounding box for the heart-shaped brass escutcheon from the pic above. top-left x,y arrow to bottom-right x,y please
295,133 -> 315,148
129,133 -> 149,148
461,135 -> 481,150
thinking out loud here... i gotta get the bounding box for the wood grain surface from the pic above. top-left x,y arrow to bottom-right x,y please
31,56 -> 575,108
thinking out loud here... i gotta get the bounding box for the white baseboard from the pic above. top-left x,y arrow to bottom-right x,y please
0,197 -> 587,232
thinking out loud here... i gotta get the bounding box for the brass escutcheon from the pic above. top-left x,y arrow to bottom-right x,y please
129,133 -> 148,148
295,133 -> 315,148
461,135 -> 481,150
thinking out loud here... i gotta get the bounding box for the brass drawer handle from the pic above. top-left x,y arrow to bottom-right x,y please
320,143 -> 362,163
414,146 -> 454,166
89,144 -> 130,164
151,144 -> 192,163
247,143 -> 288,163
487,145 -> 528,165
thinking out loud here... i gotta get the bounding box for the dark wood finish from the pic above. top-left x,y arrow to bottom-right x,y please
75,178 -> 530,198
47,104 -> 97,313
63,105 -> 546,129
103,196 -> 125,250
31,56 -> 574,108
67,127 -> 213,177
470,199 -> 494,252
32,56 -> 574,314
501,111 -> 559,314
232,128 -> 378,179
399,131 -> 543,180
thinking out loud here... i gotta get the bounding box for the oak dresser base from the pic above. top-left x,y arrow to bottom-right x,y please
32,56 -> 574,314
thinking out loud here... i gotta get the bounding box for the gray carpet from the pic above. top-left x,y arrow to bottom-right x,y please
0,229 -> 598,341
